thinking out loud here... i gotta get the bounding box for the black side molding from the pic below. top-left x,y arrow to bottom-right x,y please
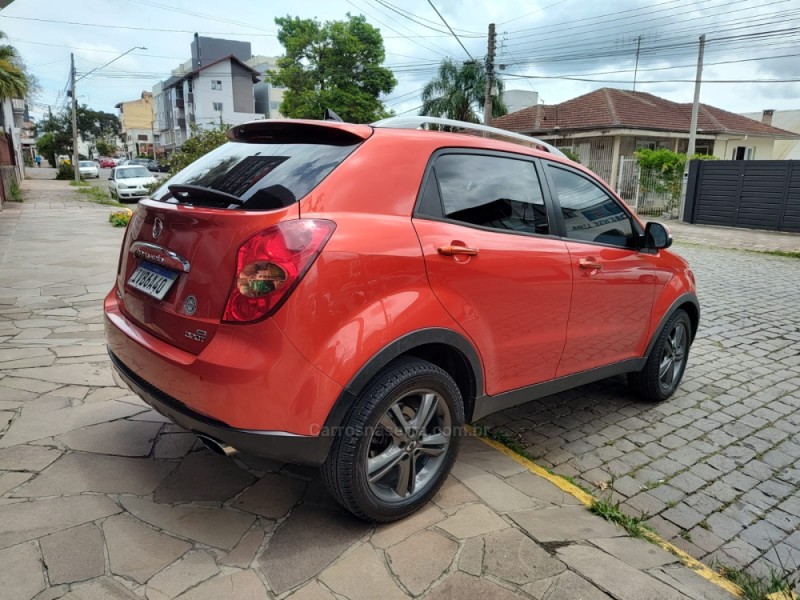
471,357 -> 647,421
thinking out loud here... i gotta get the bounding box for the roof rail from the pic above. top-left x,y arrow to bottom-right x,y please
371,115 -> 566,158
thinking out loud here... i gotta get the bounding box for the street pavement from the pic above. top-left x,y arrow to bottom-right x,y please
485,236 -> 800,576
1,175 -> 791,599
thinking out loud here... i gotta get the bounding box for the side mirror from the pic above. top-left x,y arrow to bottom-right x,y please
645,222 -> 672,249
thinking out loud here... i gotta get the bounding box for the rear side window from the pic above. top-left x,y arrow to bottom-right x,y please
433,154 -> 549,235
152,140 -> 361,210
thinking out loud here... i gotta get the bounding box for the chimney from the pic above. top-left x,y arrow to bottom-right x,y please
761,109 -> 774,126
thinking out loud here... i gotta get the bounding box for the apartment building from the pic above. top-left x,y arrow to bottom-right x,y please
247,55 -> 286,119
115,91 -> 155,157
153,36 -> 266,153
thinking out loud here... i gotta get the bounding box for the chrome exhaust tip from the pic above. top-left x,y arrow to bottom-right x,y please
196,433 -> 239,457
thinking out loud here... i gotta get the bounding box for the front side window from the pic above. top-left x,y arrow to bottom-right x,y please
548,166 -> 634,247
433,154 -> 549,235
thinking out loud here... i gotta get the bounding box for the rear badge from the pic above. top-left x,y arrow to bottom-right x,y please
152,218 -> 163,240
185,329 -> 207,342
183,295 -> 197,315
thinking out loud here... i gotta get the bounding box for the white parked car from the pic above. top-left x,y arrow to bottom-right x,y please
78,160 -> 100,179
108,165 -> 158,202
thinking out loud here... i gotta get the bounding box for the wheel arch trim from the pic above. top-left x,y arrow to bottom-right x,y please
323,327 -> 484,430
645,292 -> 700,359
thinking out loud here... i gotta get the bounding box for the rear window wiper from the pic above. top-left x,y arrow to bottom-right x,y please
167,184 -> 244,207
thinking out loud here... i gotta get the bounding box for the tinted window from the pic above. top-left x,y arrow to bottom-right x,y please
151,140 -> 360,210
434,154 -> 549,235
549,166 -> 633,247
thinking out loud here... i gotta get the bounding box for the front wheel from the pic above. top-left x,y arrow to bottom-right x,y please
321,358 -> 464,522
629,309 -> 692,402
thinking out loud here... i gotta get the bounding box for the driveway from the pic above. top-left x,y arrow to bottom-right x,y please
484,242 -> 800,576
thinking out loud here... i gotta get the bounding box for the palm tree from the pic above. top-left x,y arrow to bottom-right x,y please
420,58 -> 506,123
0,32 -> 28,101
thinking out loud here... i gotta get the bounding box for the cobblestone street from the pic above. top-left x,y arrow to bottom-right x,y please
0,179 -> 742,600
485,243 -> 800,575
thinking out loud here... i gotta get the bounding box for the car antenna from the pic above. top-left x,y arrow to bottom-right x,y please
323,108 -> 344,122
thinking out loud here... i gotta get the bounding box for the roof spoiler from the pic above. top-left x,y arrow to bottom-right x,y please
371,116 -> 566,158
227,119 -> 373,143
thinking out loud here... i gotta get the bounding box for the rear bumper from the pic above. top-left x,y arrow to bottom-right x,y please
109,350 -> 333,465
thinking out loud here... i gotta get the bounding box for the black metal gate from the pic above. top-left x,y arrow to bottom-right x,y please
683,160 -> 800,232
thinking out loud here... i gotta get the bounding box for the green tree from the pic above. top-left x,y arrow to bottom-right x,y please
269,14 -> 396,123
95,139 -> 116,157
33,105 -> 120,164
167,124 -> 229,174
420,58 -> 506,123
0,31 -> 28,101
635,148 -> 718,209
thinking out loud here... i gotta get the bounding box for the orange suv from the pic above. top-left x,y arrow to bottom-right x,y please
105,117 -> 699,521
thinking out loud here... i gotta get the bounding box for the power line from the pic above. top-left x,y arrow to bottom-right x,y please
349,0 -> 452,57
426,0 -> 476,62
0,15 -> 276,36
498,0 -> 573,26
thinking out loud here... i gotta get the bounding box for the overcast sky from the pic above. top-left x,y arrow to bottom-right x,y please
2,0 -> 798,122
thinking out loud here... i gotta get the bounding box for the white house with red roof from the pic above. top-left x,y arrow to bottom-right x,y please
493,88 -> 799,197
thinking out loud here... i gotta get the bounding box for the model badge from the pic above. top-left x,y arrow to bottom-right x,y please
184,295 -> 197,315
152,218 -> 163,239
185,329 -> 207,342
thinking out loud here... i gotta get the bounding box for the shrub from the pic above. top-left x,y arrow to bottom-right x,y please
109,210 -> 132,227
9,182 -> 23,202
55,163 -> 74,180
634,148 -> 717,211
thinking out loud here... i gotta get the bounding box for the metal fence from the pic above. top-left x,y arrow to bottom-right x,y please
616,158 -> 674,216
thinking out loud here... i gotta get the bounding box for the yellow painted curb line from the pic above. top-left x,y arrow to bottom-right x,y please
470,427 -> 744,598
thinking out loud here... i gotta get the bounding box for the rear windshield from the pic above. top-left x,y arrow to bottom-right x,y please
150,139 -> 361,210
79,161 -> 95,167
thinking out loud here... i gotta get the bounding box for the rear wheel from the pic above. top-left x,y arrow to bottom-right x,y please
321,358 -> 464,522
629,309 -> 691,402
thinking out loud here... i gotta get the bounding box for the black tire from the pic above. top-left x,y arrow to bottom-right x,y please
321,357 -> 464,522
629,309 -> 692,403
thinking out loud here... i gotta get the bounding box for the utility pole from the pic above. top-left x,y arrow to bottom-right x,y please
70,53 -> 79,181
483,23 -> 496,126
632,35 -> 642,91
679,34 -> 706,220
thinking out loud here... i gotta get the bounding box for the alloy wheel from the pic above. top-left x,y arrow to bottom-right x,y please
659,321 -> 688,392
365,389 -> 452,503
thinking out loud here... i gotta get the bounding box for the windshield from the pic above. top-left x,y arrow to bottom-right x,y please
118,167 -> 150,179
151,139 -> 361,210
79,161 -> 95,167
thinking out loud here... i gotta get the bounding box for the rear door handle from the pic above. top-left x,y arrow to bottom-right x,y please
438,245 -> 479,256
579,258 -> 602,271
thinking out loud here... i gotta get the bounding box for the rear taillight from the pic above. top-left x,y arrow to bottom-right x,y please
222,219 -> 336,323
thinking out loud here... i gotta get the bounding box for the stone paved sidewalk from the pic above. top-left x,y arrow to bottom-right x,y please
0,179 -> 738,599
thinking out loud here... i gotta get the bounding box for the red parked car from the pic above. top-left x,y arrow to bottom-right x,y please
98,157 -> 115,168
105,117 -> 698,522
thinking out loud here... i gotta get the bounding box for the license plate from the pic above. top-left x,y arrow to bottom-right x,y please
127,261 -> 178,300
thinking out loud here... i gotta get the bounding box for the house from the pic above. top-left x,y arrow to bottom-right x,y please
501,90 -> 539,114
152,36 -> 264,153
115,91 -> 155,158
740,109 -> 800,160
492,88 -> 799,194
0,96 -> 26,204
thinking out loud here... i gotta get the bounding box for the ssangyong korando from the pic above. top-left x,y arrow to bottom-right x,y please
105,117 -> 699,521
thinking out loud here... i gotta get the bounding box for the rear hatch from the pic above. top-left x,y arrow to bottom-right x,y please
115,120 -> 371,354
